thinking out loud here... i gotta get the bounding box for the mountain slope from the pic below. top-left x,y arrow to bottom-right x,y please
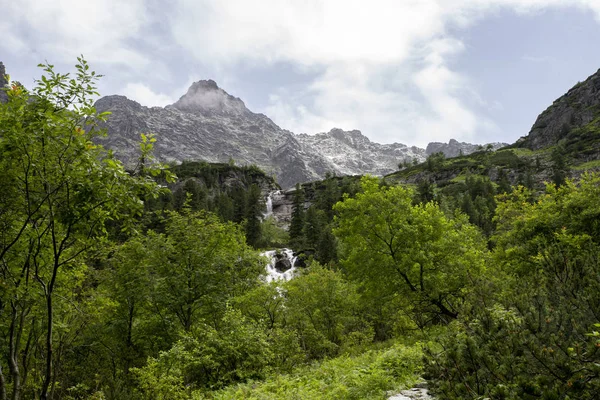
522,68 -> 600,153
94,84 -> 333,188
426,139 -> 507,158
93,79 -> 507,188
297,128 -> 425,176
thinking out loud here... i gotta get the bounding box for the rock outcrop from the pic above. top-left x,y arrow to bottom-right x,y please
297,128 -> 426,176
426,139 -> 508,158
94,86 -> 327,189
0,62 -> 8,103
525,68 -> 600,150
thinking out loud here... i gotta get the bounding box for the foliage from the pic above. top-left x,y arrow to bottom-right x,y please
0,58 -> 163,400
284,264 -> 365,359
289,184 -> 306,248
134,308 -> 274,395
425,174 -> 600,399
204,341 -> 424,400
334,176 -> 487,325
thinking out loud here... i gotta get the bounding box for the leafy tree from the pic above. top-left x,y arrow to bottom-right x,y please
425,174 -> 600,399
333,177 -> 487,324
0,58 -> 163,400
284,264 -> 364,359
134,308 -> 274,394
146,209 -> 263,332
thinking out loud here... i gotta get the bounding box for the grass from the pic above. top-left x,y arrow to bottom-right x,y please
196,341 -> 425,400
499,148 -> 531,156
572,159 -> 600,170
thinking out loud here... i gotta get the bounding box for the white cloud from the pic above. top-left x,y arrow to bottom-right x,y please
121,83 -> 175,107
167,0 -> 600,145
0,0 -> 151,68
3,0 -> 600,146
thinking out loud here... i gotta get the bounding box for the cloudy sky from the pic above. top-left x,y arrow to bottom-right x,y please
2,0 -> 600,147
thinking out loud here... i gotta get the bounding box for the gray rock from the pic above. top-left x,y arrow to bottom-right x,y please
0,62 -> 8,103
425,138 -> 508,158
91,79 -> 510,189
93,84 -> 337,189
274,252 -> 293,272
297,128 -> 426,177
388,388 -> 433,400
526,68 -> 600,150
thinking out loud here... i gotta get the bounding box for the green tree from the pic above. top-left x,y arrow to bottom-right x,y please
146,210 -> 264,332
426,174 -> 600,399
333,177 -> 486,323
426,151 -> 445,172
0,59 -> 163,400
550,143 -> 568,186
284,264 -> 363,359
303,206 -> 324,249
289,184 -> 305,248
244,184 -> 263,248
415,178 -> 435,204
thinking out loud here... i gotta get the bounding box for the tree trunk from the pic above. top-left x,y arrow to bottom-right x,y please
40,293 -> 53,400
8,305 -> 21,400
0,363 -> 7,400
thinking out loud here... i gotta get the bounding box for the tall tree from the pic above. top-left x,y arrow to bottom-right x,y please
289,184 -> 305,248
244,184 -> 263,248
0,59 -> 163,400
333,177 -> 486,324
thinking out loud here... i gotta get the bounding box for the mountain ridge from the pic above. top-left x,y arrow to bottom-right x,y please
92,79 -> 504,187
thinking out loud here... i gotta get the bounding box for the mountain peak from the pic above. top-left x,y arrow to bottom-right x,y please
170,79 -> 248,115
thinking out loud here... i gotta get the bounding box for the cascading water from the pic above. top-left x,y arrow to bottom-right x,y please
261,248 -> 298,282
263,190 -> 285,220
264,193 -> 273,218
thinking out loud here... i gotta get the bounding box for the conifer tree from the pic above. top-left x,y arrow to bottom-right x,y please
289,183 -> 305,248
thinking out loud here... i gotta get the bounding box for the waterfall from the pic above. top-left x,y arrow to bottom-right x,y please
261,248 -> 297,282
264,193 -> 273,218
263,190 -> 284,220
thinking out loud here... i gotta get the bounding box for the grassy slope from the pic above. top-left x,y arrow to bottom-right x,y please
197,341 -> 426,400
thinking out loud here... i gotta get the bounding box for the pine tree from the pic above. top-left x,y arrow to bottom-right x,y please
245,184 -> 263,247
289,183 -> 305,248
303,206 -> 324,249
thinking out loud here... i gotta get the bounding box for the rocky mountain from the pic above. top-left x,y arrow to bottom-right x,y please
94,81 -> 345,188
0,59 -> 507,188
523,68 -> 600,151
93,80 -> 504,188
0,62 -> 8,103
426,139 -> 507,158
297,128 -> 425,176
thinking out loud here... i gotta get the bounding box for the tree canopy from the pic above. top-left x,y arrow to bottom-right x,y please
333,176 -> 487,324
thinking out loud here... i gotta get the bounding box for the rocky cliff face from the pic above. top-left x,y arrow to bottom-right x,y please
0,62 -> 8,103
426,139 -> 508,158
525,68 -> 600,150
297,128 -> 426,176
93,79 -> 508,188
94,84 -> 328,188
95,81 -> 421,188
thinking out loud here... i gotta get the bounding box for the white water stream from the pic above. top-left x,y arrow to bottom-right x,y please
261,248 -> 298,282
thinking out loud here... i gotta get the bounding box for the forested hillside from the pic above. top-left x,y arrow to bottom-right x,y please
1,61 -> 600,400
